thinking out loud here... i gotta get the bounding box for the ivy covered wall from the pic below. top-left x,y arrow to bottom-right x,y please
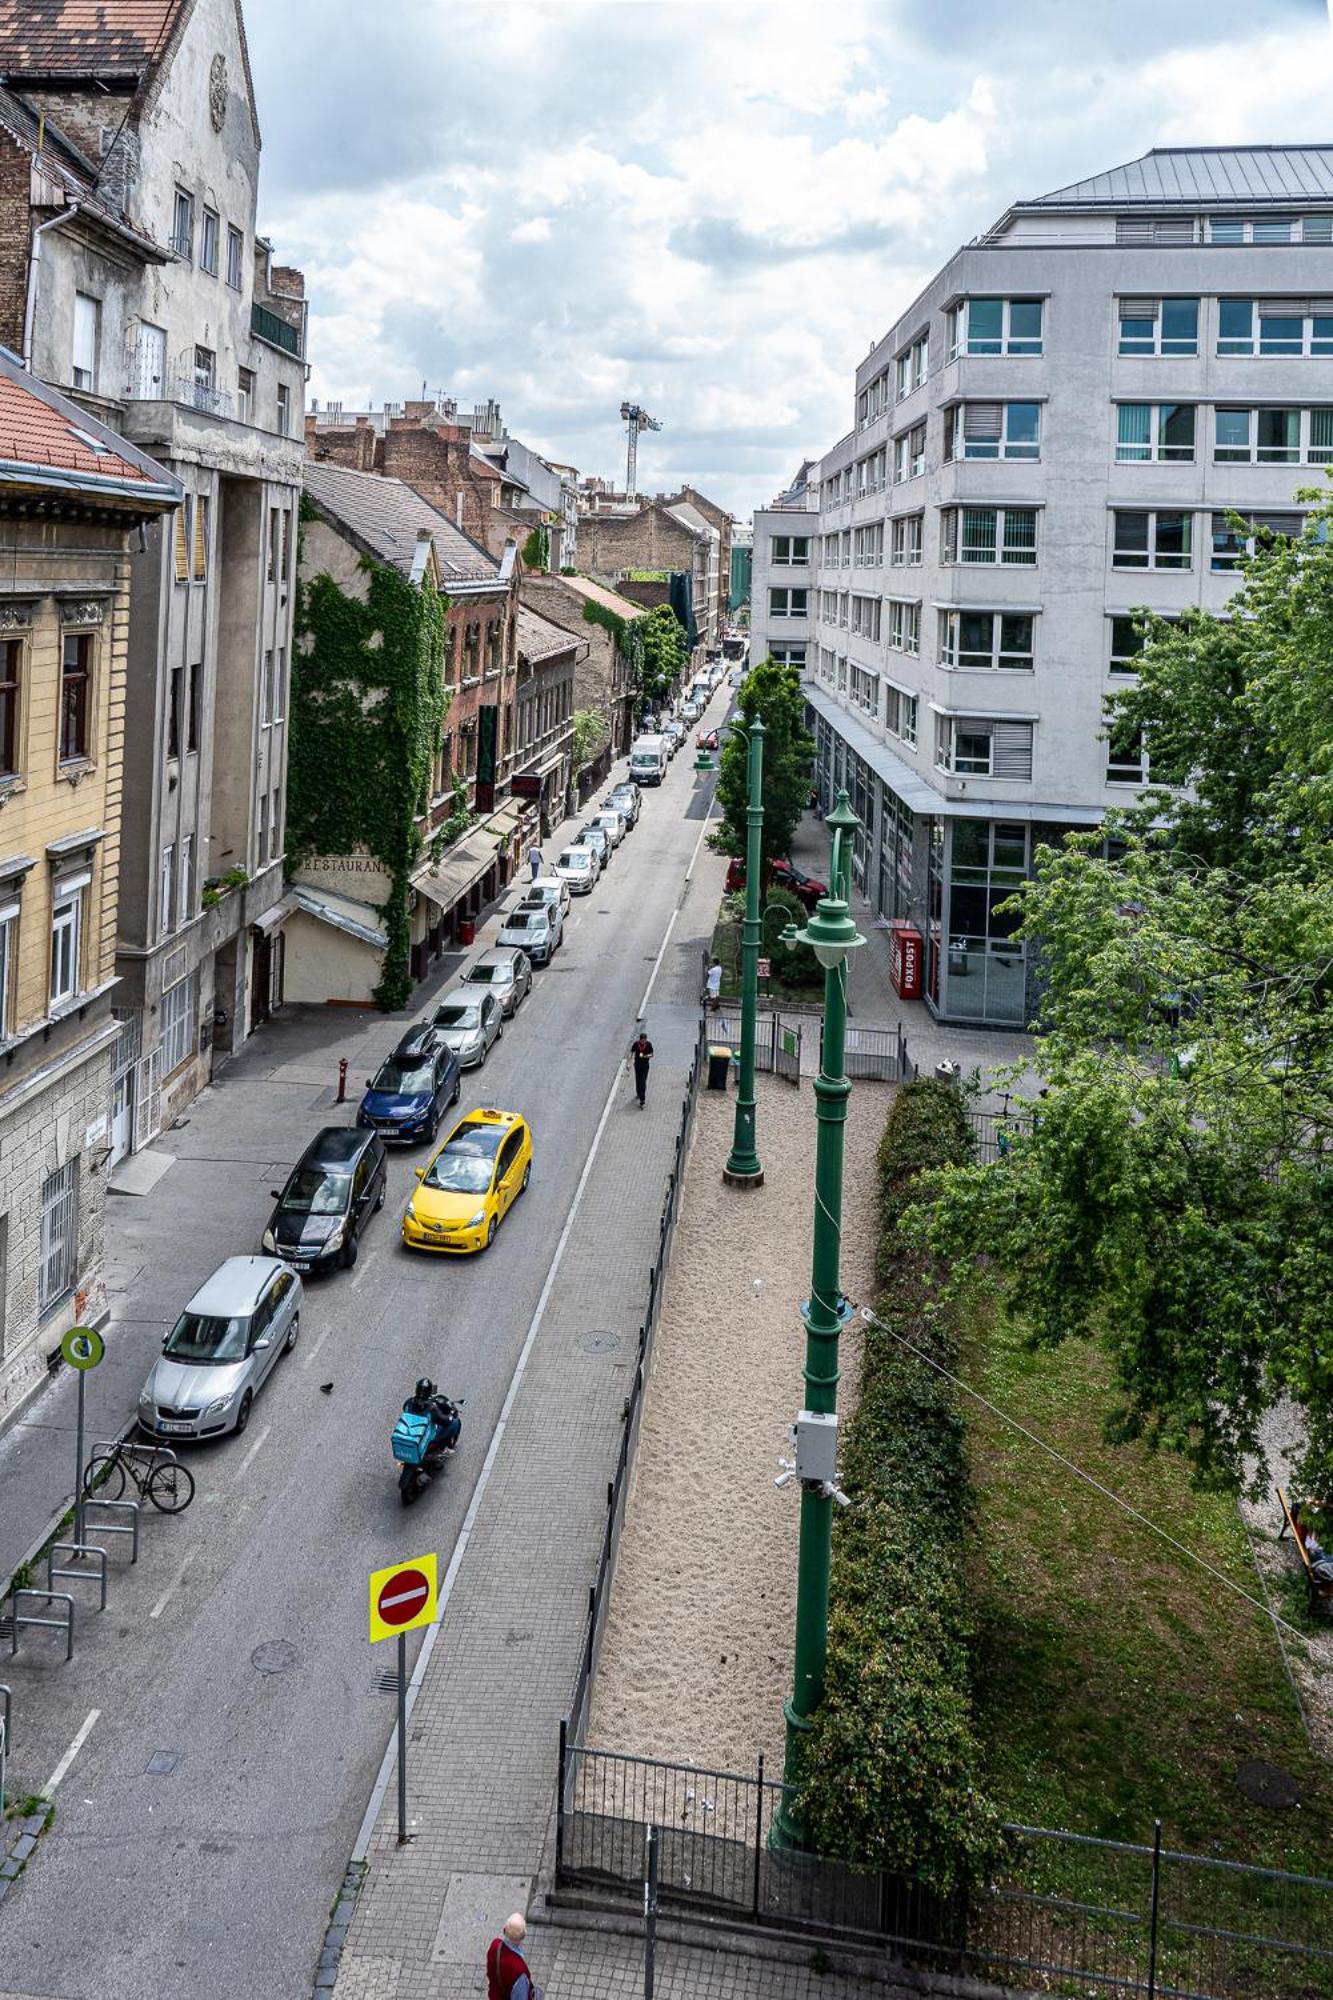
288,509 -> 449,1010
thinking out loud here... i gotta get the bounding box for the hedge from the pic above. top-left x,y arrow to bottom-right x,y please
797,1080 -> 999,1893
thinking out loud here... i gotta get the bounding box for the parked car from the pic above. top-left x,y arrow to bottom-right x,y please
392,1017 -> 451,1060
357,1032 -> 460,1145
432,991 -> 504,1068
681,700 -> 700,724
497,902 -> 561,965
556,845 -> 599,893
263,1127 -> 388,1274
521,874 -> 571,918
403,1107 -> 533,1256
661,720 -> 685,756
591,807 -> 626,849
696,728 -> 719,750
603,784 -> 640,827
459,946 -> 532,1018
577,821 -> 611,867
724,856 -> 828,912
138,1257 -> 301,1442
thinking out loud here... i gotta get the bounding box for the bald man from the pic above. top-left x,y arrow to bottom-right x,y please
486,1912 -> 535,2000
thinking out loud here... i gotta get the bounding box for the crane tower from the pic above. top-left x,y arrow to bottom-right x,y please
619,402 -> 662,499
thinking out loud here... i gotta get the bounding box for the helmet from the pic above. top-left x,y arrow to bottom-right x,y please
414,1377 -> 436,1401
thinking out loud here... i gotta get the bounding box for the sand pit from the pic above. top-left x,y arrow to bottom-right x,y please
587,1072 -> 893,1776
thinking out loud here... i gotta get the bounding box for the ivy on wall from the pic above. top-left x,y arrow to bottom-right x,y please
521,524 -> 550,572
579,595 -> 686,712
287,550 -> 449,1011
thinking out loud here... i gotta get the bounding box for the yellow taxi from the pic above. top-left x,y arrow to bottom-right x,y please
402,1107 -> 532,1254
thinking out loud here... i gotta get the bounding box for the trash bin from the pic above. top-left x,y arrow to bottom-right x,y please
707,1045 -> 732,1091
458,917 -> 476,947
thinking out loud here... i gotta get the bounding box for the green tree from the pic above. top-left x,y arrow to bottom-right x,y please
637,602 -> 687,710
926,490 -> 1333,1497
715,656 -> 815,878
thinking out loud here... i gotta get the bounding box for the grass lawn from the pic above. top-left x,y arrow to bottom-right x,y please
964,1288 -> 1333,1877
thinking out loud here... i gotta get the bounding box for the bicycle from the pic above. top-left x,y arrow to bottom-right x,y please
82,1437 -> 195,1514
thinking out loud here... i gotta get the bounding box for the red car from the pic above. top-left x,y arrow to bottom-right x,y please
724,856 -> 827,911
696,728 -> 719,750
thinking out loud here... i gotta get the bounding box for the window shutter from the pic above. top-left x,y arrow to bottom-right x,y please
1119,297 -> 1160,320
1116,217 -> 1153,244
1151,218 -> 1196,245
963,402 -> 1004,440
991,722 -> 1033,780
173,501 -> 190,582
192,495 -> 207,578
1259,297 -> 1310,318
1302,217 -> 1333,244
1248,512 -> 1302,537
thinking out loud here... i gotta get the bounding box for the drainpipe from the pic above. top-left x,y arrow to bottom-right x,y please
23,205 -> 80,371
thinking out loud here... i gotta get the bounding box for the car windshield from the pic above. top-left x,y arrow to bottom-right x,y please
373,1060 -> 433,1095
503,913 -> 533,930
164,1310 -> 250,1365
435,1003 -> 480,1030
424,1127 -> 504,1194
468,964 -> 509,986
281,1167 -> 352,1215
560,851 -> 588,869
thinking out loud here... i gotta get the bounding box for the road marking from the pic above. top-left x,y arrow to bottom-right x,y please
349,1245 -> 377,1291
301,1321 -> 333,1370
148,1558 -> 192,1621
234,1422 -> 270,1480
42,1708 -> 99,1797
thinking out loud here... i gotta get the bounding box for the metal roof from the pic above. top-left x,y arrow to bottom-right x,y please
302,462 -> 500,585
1022,146 -> 1333,209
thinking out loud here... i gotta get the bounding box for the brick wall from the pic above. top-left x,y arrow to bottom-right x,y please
0,131 -> 32,355
304,414 -> 380,472
380,417 -> 501,547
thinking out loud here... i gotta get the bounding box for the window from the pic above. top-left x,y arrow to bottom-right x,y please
237,366 -> 255,424
768,587 -> 807,618
1214,406 -> 1331,464
38,1161 -> 78,1315
257,792 -> 269,861
171,187 -> 194,259
200,207 -> 219,275
180,834 -> 195,919
1210,510 -> 1304,571
174,497 -> 191,583
72,292 -> 100,390
934,715 -> 1034,780
853,524 -> 883,566
193,345 -> 215,394
278,510 -> 291,586
944,401 -> 1040,461
187,661 -> 201,753
771,535 -> 809,564
947,297 -> 1043,357
850,663 -> 879,715
1108,613 -> 1175,675
1116,215 -> 1196,246
226,223 -> 243,289
0,897 -> 15,1038
942,507 -> 1038,567
769,644 -> 806,668
1116,297 -> 1198,356
160,843 -> 175,936
895,351 -> 911,401
0,638 -> 20,775
161,970 -> 197,1076
276,383 -> 291,436
913,333 -> 928,388
50,885 -> 83,1005
1217,299 -> 1333,357
888,600 -> 920,655
1112,510 -> 1193,570
891,514 -> 923,567
168,665 -> 183,759
884,684 -> 918,747
1105,718 -> 1146,784
270,788 -> 282,860
1116,404 -> 1195,461
192,493 -> 208,579
850,595 -> 881,641
938,609 -> 1035,672
272,645 -> 286,722
60,632 -> 91,762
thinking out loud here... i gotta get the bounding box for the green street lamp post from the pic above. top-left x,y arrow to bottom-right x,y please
723,716 -> 765,1188
772,788 -> 864,1850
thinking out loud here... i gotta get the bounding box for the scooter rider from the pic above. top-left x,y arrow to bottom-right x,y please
405,1376 -> 461,1449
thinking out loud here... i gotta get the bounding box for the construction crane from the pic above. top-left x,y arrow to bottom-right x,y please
620,402 -> 662,499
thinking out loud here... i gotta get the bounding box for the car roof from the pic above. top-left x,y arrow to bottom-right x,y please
436,995 -> 484,1016
297,1125 -> 377,1169
467,948 -> 518,970
441,1107 -> 525,1155
187,1255 -> 287,1317
391,1026 -> 439,1059
501,907 -> 544,924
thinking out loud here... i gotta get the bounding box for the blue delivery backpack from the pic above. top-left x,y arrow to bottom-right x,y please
392,1409 -> 433,1467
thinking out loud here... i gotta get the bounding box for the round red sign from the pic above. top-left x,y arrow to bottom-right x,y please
376,1566 -> 431,1629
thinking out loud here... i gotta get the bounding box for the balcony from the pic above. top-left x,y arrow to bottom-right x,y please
251,302 -> 302,358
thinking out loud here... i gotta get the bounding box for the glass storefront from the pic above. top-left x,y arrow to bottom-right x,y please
942,818 -> 1028,1023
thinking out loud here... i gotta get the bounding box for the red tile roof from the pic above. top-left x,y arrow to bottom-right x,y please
0,371 -> 157,487
0,0 -> 183,76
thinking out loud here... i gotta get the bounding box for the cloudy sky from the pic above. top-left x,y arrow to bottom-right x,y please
246,0 -> 1332,521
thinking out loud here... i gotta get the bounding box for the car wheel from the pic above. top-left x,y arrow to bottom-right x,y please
234,1390 -> 253,1436
484,1215 -> 497,1250
451,1079 -> 461,1106
479,1040 -> 487,1068
424,1115 -> 438,1149
284,1312 -> 300,1355
342,1231 -> 359,1270
497,1019 -> 504,1041
520,1162 -> 530,1194
376,1172 -> 387,1208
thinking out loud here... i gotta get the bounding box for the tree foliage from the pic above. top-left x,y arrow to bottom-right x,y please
925,487 -> 1333,1496
715,657 -> 814,877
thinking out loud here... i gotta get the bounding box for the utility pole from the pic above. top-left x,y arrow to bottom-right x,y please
619,402 -> 662,499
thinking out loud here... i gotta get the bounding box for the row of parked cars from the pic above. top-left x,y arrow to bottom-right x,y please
135,773 -> 654,1445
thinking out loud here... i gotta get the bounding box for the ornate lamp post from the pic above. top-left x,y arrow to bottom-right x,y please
723,717 -> 765,1188
772,788 -> 864,1850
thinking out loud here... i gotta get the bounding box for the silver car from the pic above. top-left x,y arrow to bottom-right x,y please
578,821 -> 611,867
497,902 -> 561,964
432,991 -> 503,1067
138,1256 -> 302,1441
556,845 -> 598,893
459,946 -> 531,1018
603,786 -> 640,827
592,808 -> 626,849
522,875 -> 571,918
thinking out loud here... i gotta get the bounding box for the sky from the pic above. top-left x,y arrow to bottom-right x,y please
245,0 -> 1333,522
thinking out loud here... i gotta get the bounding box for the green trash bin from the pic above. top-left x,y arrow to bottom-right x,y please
707,1045 -> 732,1091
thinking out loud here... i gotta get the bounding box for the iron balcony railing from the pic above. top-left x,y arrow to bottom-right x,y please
250,302 -> 302,357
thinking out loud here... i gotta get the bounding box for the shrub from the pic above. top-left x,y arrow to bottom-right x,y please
764,884 -> 818,987
797,1081 -> 997,1895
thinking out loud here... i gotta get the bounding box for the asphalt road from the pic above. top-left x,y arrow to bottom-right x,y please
0,703 -> 725,2000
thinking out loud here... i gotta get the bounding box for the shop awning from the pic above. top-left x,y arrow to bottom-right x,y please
251,893 -> 296,937
290,886 -> 387,950
412,824 -> 504,911
484,800 -> 527,839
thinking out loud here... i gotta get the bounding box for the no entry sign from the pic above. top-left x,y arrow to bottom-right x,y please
369,1552 -> 439,1643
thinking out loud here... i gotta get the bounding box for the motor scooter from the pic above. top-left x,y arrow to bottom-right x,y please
392,1394 -> 463,1506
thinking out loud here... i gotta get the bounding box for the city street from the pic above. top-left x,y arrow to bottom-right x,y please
0,706 -> 724,2000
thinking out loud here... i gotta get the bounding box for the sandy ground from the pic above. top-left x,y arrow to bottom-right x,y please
587,1072 -> 893,1775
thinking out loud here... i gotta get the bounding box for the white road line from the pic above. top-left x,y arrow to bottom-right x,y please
148,1558 -> 191,1621
300,1321 -> 333,1370
42,1708 -> 99,1797
349,1245 -> 377,1291
234,1422 -> 271,1480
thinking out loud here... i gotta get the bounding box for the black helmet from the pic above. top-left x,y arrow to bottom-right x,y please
414,1377 -> 435,1401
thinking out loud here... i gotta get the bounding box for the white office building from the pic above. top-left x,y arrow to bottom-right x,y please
801,145 -> 1333,1025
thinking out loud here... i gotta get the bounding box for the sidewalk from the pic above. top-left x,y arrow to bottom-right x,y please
525,1920 -> 920,1997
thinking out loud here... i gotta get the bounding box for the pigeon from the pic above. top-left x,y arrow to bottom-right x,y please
319,1382 -> 333,1395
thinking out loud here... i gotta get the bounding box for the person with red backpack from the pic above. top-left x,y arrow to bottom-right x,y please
486,1912 -> 541,1999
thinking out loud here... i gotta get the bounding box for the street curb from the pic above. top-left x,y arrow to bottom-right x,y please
0,1802 -> 54,1909
311,1862 -> 365,1995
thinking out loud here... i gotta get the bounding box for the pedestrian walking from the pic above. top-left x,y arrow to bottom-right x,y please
629,1025 -> 655,1107
486,1912 -> 541,1999
705,958 -> 723,1010
528,844 -> 542,883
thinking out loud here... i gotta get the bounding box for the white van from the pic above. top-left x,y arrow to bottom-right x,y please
629,734 -> 669,784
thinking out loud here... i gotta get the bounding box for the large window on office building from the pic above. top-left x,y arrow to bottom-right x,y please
945,819 -> 1029,1024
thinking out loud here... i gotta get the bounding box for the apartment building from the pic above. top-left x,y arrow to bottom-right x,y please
0,0 -> 307,1132
804,145 -> 1333,1026
749,465 -> 818,674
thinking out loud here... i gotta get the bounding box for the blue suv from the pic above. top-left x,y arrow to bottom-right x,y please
357,1025 -> 461,1146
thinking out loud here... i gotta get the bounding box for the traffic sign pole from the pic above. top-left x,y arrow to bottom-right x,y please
62,1326 -> 105,1548
75,1368 -> 86,1548
397,1631 -> 408,1844
368,1553 -> 438,1848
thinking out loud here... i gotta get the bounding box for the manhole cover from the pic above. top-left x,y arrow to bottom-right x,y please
1237,1759 -> 1300,1808
251,1639 -> 301,1676
579,1330 -> 621,1354
146,1749 -> 180,1776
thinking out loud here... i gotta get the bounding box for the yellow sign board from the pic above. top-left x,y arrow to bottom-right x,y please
368,1552 -> 439,1644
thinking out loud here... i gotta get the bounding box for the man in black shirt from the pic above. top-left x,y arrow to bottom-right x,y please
629,1026 -> 654,1107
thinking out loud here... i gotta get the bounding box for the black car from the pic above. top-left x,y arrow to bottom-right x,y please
263,1127 -> 388,1273
357,1029 -> 461,1144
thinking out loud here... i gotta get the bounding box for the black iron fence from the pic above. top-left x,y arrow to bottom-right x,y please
554,1741 -> 1333,1998
967,1104 -> 1035,1163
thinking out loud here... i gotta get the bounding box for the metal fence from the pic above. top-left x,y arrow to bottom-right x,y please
967,1103 -> 1035,1164
565,1018 -> 708,1746
555,1742 -> 1333,1997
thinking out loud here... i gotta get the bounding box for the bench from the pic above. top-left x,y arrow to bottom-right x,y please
1277,1487 -> 1333,1617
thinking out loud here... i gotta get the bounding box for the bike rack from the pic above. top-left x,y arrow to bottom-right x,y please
47,1542 -> 107,1612
82,1498 -> 140,1565
9,1590 -> 74,1662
